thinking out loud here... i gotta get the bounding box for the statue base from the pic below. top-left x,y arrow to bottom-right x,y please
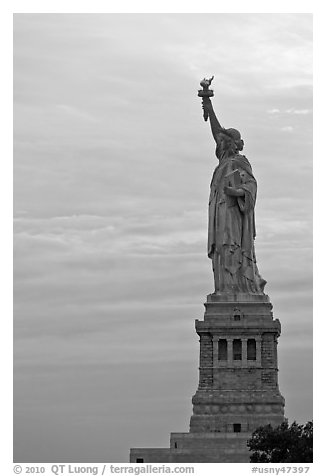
129,292 -> 285,463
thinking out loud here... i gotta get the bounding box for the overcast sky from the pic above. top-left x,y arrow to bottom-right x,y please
13,13 -> 312,462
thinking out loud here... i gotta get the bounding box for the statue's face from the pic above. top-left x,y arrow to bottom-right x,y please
236,139 -> 244,152
222,130 -> 243,154
222,136 -> 237,155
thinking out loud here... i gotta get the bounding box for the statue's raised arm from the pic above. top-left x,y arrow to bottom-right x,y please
198,77 -> 244,159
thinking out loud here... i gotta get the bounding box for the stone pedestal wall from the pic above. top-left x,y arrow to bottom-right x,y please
190,293 -> 284,436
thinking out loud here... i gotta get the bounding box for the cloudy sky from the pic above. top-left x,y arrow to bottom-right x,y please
13,13 -> 312,462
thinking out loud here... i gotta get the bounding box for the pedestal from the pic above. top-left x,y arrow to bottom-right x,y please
130,293 -> 285,463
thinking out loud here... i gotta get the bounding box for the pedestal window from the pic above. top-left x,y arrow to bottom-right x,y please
218,339 -> 227,360
233,339 -> 242,360
247,339 -> 257,361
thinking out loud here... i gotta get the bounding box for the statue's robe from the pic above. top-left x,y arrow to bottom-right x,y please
208,144 -> 265,294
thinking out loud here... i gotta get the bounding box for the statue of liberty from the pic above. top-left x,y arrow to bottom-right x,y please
198,77 -> 266,294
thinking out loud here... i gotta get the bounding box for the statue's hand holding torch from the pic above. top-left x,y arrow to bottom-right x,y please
198,76 -> 214,121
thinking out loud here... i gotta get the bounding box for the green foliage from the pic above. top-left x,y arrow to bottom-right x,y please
247,420 -> 313,463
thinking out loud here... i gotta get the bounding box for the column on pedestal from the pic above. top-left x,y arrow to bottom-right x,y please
241,338 -> 247,363
227,338 -> 233,365
256,336 -> 262,366
198,332 -> 213,389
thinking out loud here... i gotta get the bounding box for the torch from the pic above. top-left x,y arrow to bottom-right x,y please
198,76 -> 214,121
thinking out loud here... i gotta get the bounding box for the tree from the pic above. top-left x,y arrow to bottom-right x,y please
247,420 -> 313,463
